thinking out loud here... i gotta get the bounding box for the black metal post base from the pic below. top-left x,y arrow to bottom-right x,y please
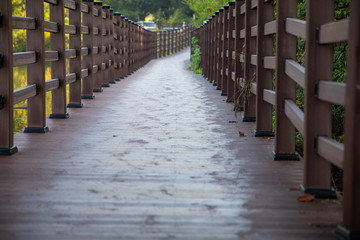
0,146 -> 18,155
216,87 -> 221,91
102,84 -> 110,88
242,117 -> 256,122
300,184 -> 337,199
109,80 -> 116,84
82,95 -> 95,99
226,98 -> 234,103
213,82 -> 217,86
24,126 -> 49,133
115,78 -> 121,82
67,103 -> 83,108
49,113 -> 69,119
335,225 -> 360,240
221,92 -> 227,96
273,151 -> 299,161
234,106 -> 244,111
120,76 -> 125,79
255,131 -> 275,137
93,89 -> 103,93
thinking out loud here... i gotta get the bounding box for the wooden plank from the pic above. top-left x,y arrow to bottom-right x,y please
65,49 -> 77,59
12,16 -> 36,30
44,20 -> 58,33
93,8 -> 99,16
45,51 -> 59,62
65,24 -> 77,34
93,65 -> 99,73
81,26 -> 89,34
13,84 -> 37,105
251,0 -> 258,9
45,78 -> 60,92
44,0 -> 58,4
13,51 -> 37,66
93,27 -> 99,35
240,29 -> 245,39
284,99 -> 304,135
240,3 -> 246,14
250,82 -> 257,94
263,89 -> 276,105
318,18 -> 349,44
251,54 -> 257,66
81,3 -> 89,13
93,46 -> 99,54
81,47 -> 89,56
285,59 -> 305,88
232,72 -> 235,81
317,81 -> 346,106
251,25 -> 257,37
263,56 -> 276,70
66,73 -> 77,84
240,53 -> 245,63
317,136 -> 344,169
64,0 -> 76,10
232,30 -> 236,39
81,69 -> 89,78
285,18 -> 306,39
264,20 -> 277,35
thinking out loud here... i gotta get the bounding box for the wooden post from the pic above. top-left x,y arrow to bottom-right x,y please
234,0 -> 244,111
108,9 -> 116,84
101,5 -> 110,87
302,0 -> 335,198
81,0 -> 95,99
209,15 -> 216,83
242,0 -> 256,122
273,0 -> 298,160
124,18 -> 130,76
68,0 -> 83,108
214,10 -> 221,88
254,0 -> 274,136
340,0 -> 360,237
226,1 -> 236,103
221,5 -> 230,97
0,0 -> 18,155
49,0 -> 68,119
113,12 -> 121,81
25,0 -> 48,133
92,1 -> 103,92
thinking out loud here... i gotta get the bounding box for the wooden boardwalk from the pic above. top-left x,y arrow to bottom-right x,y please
0,49 -> 342,240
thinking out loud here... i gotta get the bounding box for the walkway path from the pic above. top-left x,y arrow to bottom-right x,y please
0,49 -> 341,239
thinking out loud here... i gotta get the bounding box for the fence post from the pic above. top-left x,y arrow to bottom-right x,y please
254,0 -> 274,136
101,5 -> 110,87
24,0 -> 48,133
108,8 -> 116,84
68,0 -> 83,108
273,0 -> 298,160
92,1 -> 103,92
302,0 -> 335,197
221,5 -> 230,97
49,0 -> 68,119
234,0 -> 244,111
0,0 -> 17,155
214,11 -> 221,88
341,1 -> 360,237
113,12 -> 121,81
226,1 -> 236,103
81,0 -> 95,99
242,0 -> 256,122
209,15 -> 216,83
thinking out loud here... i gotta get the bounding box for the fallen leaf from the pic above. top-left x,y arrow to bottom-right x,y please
238,131 -> 245,137
229,121 -> 238,123
290,187 -> 299,191
298,193 -> 315,202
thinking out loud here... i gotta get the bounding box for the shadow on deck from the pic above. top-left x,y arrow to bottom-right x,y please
0,49 -> 341,240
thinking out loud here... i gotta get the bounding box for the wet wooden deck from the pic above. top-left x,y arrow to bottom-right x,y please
0,49 -> 342,239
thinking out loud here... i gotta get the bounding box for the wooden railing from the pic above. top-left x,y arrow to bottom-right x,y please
0,0 -> 192,156
192,0 -> 360,238
157,26 -> 194,58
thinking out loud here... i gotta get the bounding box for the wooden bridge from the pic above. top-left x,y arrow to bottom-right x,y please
0,0 -> 359,239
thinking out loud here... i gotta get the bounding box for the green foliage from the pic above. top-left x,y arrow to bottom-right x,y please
183,0 -> 229,26
190,37 -> 202,74
102,0 -> 193,24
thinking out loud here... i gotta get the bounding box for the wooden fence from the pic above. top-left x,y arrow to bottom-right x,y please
0,0 -> 191,156
192,0 -> 360,238
157,26 -> 194,58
